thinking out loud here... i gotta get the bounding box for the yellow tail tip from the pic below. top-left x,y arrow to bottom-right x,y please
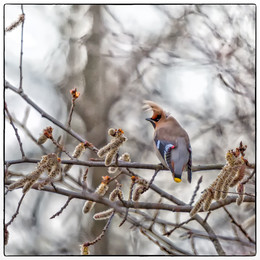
174,177 -> 182,183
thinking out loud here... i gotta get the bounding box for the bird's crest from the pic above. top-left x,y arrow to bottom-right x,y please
143,100 -> 167,119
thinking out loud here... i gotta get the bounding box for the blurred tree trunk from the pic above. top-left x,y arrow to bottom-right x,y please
59,5 -> 122,254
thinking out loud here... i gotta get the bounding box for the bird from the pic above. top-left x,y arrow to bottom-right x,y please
143,100 -> 192,183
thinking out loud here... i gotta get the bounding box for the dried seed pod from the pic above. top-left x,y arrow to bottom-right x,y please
93,208 -> 114,220
82,201 -> 95,214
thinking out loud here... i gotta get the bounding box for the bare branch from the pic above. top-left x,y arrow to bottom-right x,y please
5,193 -> 26,228
189,176 -> 203,206
5,102 -> 26,158
5,81 -> 98,152
223,206 -> 255,244
50,196 -> 73,219
19,5 -> 25,91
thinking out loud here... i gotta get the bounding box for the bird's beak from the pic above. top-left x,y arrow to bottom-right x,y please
146,118 -> 156,128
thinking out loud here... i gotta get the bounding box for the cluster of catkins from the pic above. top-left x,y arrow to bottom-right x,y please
8,153 -> 61,194
82,176 -> 123,220
97,128 -> 127,166
190,149 -> 247,217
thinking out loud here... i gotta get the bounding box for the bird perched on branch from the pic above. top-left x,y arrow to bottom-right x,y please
144,100 -> 192,183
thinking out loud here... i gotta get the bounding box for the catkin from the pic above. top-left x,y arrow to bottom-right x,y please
190,191 -> 209,217
8,177 -> 28,191
72,143 -> 86,158
221,167 -> 237,199
82,201 -> 95,214
133,185 -> 146,201
8,153 -> 60,193
97,128 -> 127,166
203,188 -> 214,211
93,208 -> 114,220
229,163 -> 246,187
108,152 -> 131,174
109,187 -> 123,201
37,134 -> 48,145
82,176 -> 110,214
80,243 -> 89,255
214,165 -> 231,200
64,143 -> 86,172
104,148 -> 118,166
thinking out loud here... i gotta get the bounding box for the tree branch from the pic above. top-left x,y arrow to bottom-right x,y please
5,81 -> 98,152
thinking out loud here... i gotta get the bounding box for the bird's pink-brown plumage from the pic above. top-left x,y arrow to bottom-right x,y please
144,100 -> 192,183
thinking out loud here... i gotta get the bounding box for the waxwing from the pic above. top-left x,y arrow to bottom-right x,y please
144,100 -> 192,183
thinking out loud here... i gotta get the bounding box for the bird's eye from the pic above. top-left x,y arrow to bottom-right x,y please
154,115 -> 161,122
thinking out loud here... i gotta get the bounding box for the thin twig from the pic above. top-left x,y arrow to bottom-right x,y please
5,81 -> 98,152
223,206 -> 255,244
67,98 -> 76,128
203,211 -> 212,223
5,102 -> 26,158
140,227 -> 175,255
119,177 -> 136,227
145,169 -> 160,191
19,5 -> 25,92
190,234 -> 198,255
82,168 -> 89,192
164,218 -> 194,236
5,193 -> 26,228
50,196 -> 73,219
189,176 -> 203,206
84,211 -> 115,246
50,136 -> 74,159
149,197 -> 162,230
241,168 -> 255,185
11,115 -> 48,154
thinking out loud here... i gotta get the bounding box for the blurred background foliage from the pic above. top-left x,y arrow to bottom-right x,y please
5,4 -> 255,255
